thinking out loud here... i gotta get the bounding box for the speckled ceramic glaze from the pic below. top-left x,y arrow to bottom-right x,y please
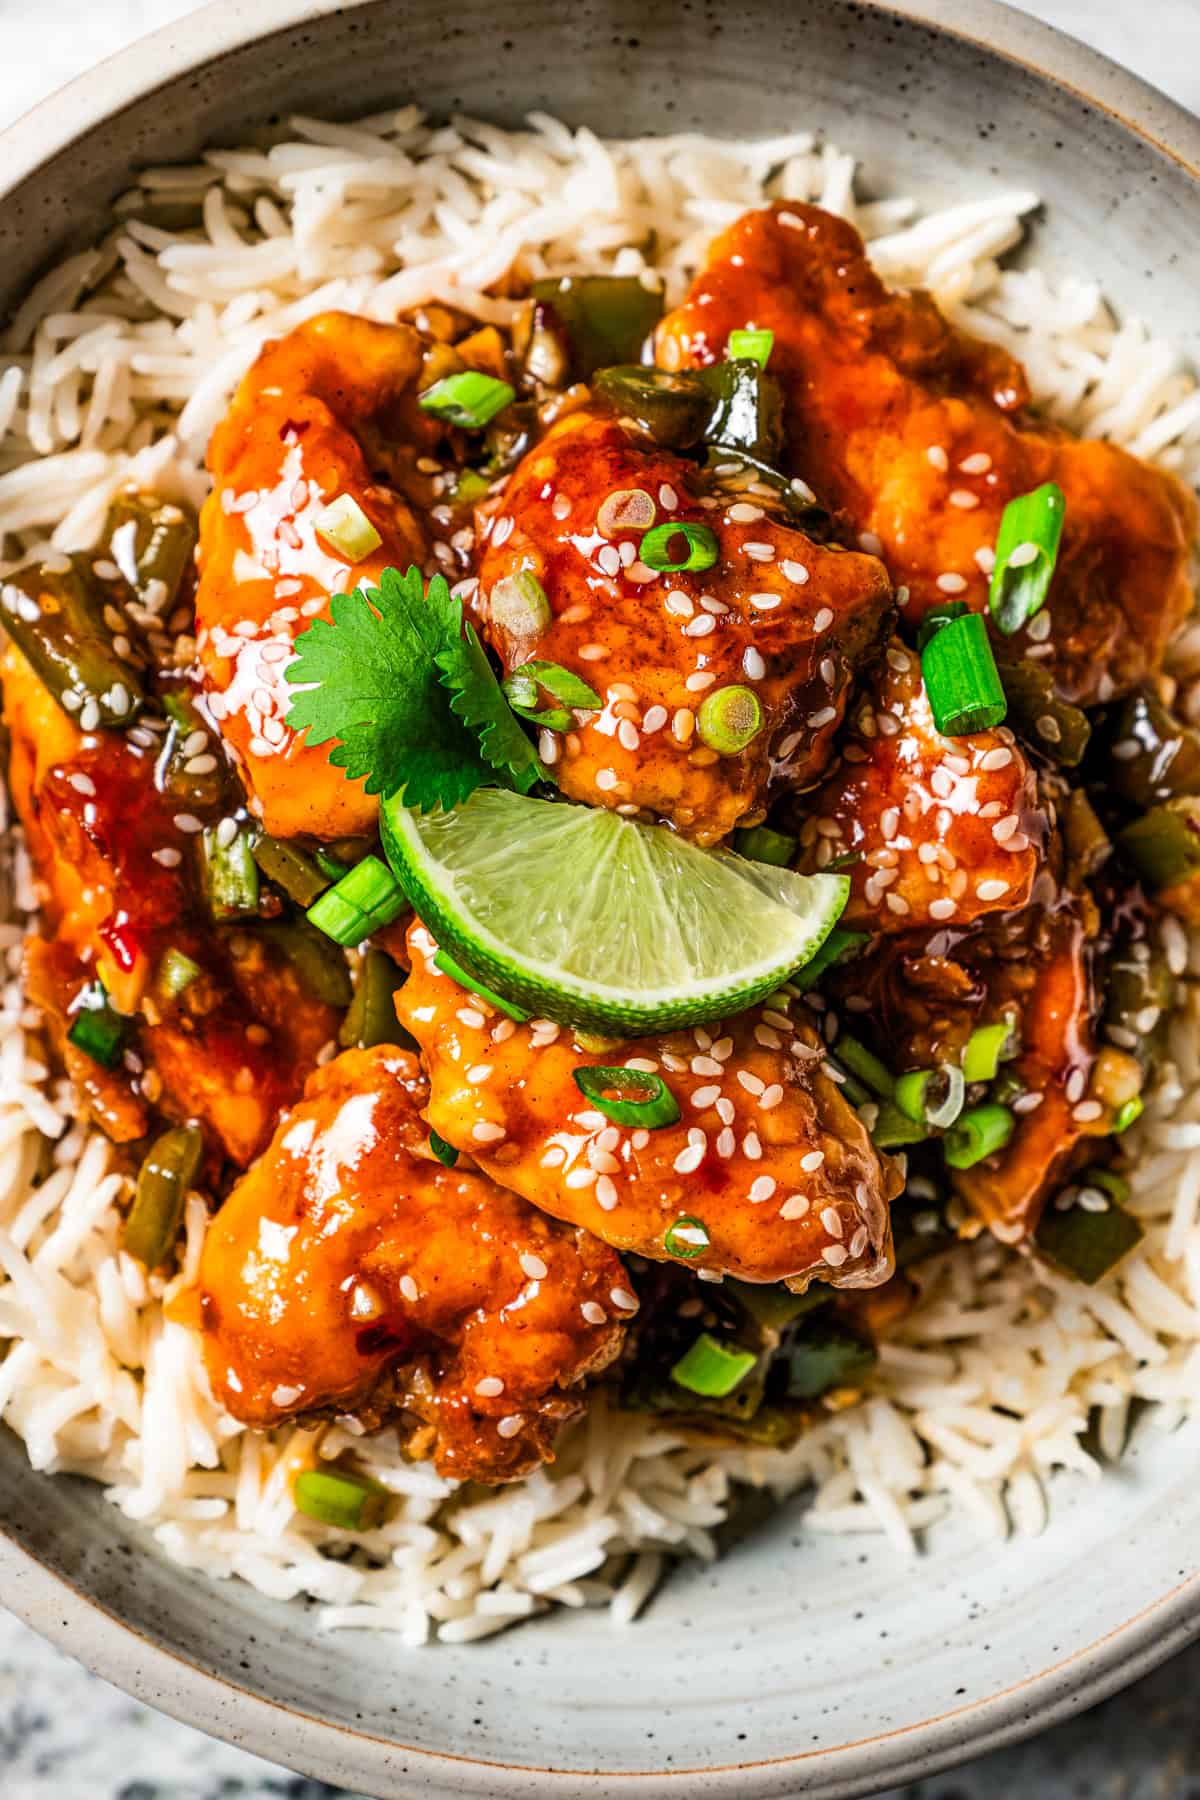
1,2 -> 1199,1794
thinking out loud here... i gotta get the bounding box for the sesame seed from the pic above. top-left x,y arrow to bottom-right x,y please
691,1056 -> 723,1077
980,746 -> 1013,771
759,1084 -> 783,1110
729,502 -> 764,522
823,1244 -> 849,1267
711,1036 -> 733,1061
974,546 -> 997,575
541,1146 -> 566,1168
595,1174 -> 618,1210
457,1007 -> 486,1029
743,1131 -> 762,1160
611,1287 -> 639,1312
749,1175 -> 776,1203
1036,715 -> 1062,743
672,708 -> 695,744
642,704 -> 668,733
673,1142 -> 705,1174
755,1024 -> 782,1049
743,647 -> 766,681
497,1414 -> 525,1439
595,769 -> 619,791
472,1122 -> 506,1144
780,1194 -> 809,1220
467,1063 -> 494,1085
781,559 -> 810,587
736,1071 -> 765,1097
400,1274 -> 419,1303
885,893 -> 911,916
744,542 -> 775,561
936,572 -> 968,594
665,590 -> 694,617
581,1301 -> 607,1325
716,1128 -> 736,1158
699,594 -> 730,616
808,706 -> 838,728
683,614 -> 716,637
565,1165 -> 597,1189
926,445 -> 949,471
1065,1068 -> 1087,1104
692,1084 -> 722,1108
1008,541 -> 1040,568
1072,1100 -> 1104,1123
552,494 -> 572,520
858,530 -> 885,556
812,606 -> 833,632
597,544 -> 621,576
928,898 -> 957,920
715,1097 -> 735,1125
172,813 -> 204,834
597,1126 -> 621,1153
685,671 -> 717,692
475,1376 -> 505,1397
520,1253 -> 548,1281
1027,610 -> 1053,643
617,719 -> 641,752
992,814 -> 1020,843
800,1150 -> 826,1172
949,489 -> 980,510
659,483 -> 679,510
579,643 -> 609,662
977,878 -> 1009,901
624,1057 -> 658,1073
153,847 -> 182,868
79,698 -> 101,732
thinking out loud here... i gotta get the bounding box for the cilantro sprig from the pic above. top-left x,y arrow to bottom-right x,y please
287,566 -> 548,811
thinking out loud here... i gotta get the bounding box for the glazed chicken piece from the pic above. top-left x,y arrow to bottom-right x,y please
397,923 -> 900,1290
793,639 -> 1047,932
474,409 -> 893,843
830,896 -> 1103,1240
197,312 -> 436,841
658,203 -> 1197,707
198,1047 -> 630,1483
2,642 -> 336,1163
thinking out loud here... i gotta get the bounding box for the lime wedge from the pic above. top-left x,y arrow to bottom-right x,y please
380,789 -> 848,1033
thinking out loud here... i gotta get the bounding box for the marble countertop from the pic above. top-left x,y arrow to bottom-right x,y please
2,1 -> 1200,1795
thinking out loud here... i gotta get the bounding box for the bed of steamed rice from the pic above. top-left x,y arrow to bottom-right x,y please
1,109 -> 1200,1645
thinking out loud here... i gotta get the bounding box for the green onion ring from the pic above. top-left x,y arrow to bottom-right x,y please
638,521 -> 719,573
664,1215 -> 711,1259
573,1064 -> 681,1127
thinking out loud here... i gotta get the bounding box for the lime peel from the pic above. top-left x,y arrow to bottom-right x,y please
381,789 -> 848,1033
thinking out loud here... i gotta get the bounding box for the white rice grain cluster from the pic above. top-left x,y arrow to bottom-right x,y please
1,110 -> 1199,1643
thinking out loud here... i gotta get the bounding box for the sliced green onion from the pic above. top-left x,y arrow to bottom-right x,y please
791,928 -> 870,994
727,328 -> 774,367
202,824 -> 260,921
921,611 -> 1007,736
573,1064 -> 681,1128
1035,1191 -> 1143,1285
963,1021 -> 1012,1084
124,1125 -> 203,1269
697,684 -> 763,755
451,469 -> 491,505
871,1100 -> 930,1148
670,1333 -> 758,1398
488,571 -> 551,641
638,521 -> 719,573
894,1063 -> 965,1130
418,370 -> 515,429
67,982 -> 126,1068
943,1102 -> 1015,1169
596,486 -> 657,536
252,835 -> 330,907
158,947 -> 201,999
733,825 -> 797,867
917,599 -> 968,653
429,1128 -> 459,1168
293,1468 -> 389,1532
339,948 -> 409,1050
834,1035 -> 894,1099
1113,1095 -> 1145,1134
664,1214 -> 711,1260
434,947 -> 532,1021
313,493 -> 382,564
989,482 -> 1066,636
307,855 -> 406,947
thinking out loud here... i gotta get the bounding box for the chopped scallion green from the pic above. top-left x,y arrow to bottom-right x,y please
791,928 -> 869,993
638,521 -> 719,573
488,570 -> 551,641
727,327 -> 774,367
670,1333 -> 758,1398
158,947 -> 201,999
307,855 -> 406,947
894,1063 -> 964,1130
418,370 -> 515,429
202,824 -> 260,921
294,1468 -> 389,1531
943,1102 -> 1015,1169
989,482 -> 1066,636
834,1035 -> 894,1099
696,684 -> 763,755
1113,1095 -> 1144,1134
962,1021 -> 1012,1084
664,1215 -> 711,1260
429,1128 -> 459,1168
573,1065 -> 681,1128
920,611 -> 1007,736
252,835 -> 330,907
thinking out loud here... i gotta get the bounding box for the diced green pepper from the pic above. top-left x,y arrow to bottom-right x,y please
124,1125 -> 204,1269
0,556 -> 145,726
531,276 -> 664,380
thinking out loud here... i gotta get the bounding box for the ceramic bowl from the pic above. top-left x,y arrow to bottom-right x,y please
1,2 -> 1199,1794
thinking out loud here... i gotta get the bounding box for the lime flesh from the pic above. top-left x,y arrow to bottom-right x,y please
381,788 -> 849,1034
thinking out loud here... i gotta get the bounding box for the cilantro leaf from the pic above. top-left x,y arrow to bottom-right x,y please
287,566 -> 489,812
437,623 -> 547,794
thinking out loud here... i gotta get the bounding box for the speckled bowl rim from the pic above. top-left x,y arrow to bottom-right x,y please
1,1 -> 1199,1794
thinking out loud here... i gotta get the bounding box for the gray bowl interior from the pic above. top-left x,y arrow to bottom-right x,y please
1,3 -> 1200,1796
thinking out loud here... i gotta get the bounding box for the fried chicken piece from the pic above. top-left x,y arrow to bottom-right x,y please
793,639 -> 1047,931
828,896 -> 1101,1240
474,409 -> 893,843
2,643 -> 336,1164
198,1047 -> 630,1483
658,203 -> 1197,707
197,313 -> 435,840
397,923 -> 899,1290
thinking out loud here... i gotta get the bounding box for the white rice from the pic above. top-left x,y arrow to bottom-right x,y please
1,109 -> 1199,1644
